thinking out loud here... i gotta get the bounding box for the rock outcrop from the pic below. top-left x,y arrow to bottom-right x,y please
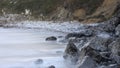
0,0 -> 120,22
63,11 -> 120,68
63,41 -> 80,63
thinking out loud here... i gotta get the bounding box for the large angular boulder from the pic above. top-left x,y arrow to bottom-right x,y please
77,56 -> 98,68
63,41 -> 80,63
86,36 -> 112,52
78,45 -> 110,64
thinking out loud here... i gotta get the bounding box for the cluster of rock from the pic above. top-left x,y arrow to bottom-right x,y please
63,13 -> 120,68
34,59 -> 55,68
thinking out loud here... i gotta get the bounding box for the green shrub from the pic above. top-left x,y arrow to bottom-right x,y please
0,0 -> 63,16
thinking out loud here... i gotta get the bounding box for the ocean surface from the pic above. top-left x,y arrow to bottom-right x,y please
0,27 -> 74,68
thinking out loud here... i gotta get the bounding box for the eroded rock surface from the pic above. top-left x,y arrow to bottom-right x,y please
63,13 -> 120,68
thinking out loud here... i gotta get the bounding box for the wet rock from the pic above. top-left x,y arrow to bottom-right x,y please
108,64 -> 118,68
46,36 -> 57,41
34,59 -> 43,64
95,15 -> 120,33
65,33 -> 83,39
87,36 -> 112,52
68,37 -> 85,43
77,56 -> 98,68
62,11 -> 120,67
48,65 -> 55,68
97,24 -> 115,33
98,64 -> 118,68
100,52 -> 111,58
108,17 -> 120,28
111,55 -> 120,64
109,38 -> 120,64
63,41 -> 79,63
83,16 -> 120,34
77,37 -> 89,48
98,65 -> 107,68
79,45 -> 111,64
65,30 -> 93,39
115,24 -> 120,37
109,38 -> 120,55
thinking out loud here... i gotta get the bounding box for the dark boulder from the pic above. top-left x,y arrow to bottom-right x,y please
65,33 -> 84,39
65,30 -> 93,39
48,65 -> 55,68
63,41 -> 80,63
100,52 -> 111,59
79,45 -> 111,64
86,36 -> 112,52
46,36 -> 57,41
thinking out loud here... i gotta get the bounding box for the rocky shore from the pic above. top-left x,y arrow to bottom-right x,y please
0,12 -> 119,68
63,9 -> 120,68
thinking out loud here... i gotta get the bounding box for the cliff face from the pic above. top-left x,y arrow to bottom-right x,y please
82,0 -> 120,23
0,0 -> 120,23
60,0 -> 120,23
51,0 -> 104,21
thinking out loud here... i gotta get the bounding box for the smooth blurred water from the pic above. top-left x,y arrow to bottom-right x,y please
0,27 -> 73,68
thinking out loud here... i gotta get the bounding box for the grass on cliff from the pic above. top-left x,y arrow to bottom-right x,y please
0,0 -> 63,16
0,0 -> 104,19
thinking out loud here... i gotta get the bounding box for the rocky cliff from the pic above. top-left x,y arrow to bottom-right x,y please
60,0 -> 120,23
0,0 -> 120,23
